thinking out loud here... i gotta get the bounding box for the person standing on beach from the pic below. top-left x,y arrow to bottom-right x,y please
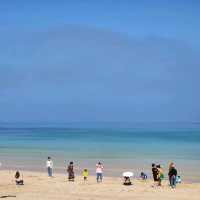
152,163 -> 158,186
46,157 -> 53,177
157,165 -> 164,186
168,163 -> 177,188
168,162 -> 174,181
67,161 -> 75,181
96,162 -> 103,183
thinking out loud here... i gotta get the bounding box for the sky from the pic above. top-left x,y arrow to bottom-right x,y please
0,0 -> 200,123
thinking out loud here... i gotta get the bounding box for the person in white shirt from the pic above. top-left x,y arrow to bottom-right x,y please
96,162 -> 103,182
46,157 -> 53,177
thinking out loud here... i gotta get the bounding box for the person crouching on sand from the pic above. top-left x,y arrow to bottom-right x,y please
46,157 -> 53,177
15,171 -> 24,185
82,169 -> 89,181
96,162 -> 103,183
67,161 -> 75,181
140,172 -> 147,180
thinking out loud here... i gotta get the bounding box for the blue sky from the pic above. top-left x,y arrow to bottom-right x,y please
0,0 -> 200,123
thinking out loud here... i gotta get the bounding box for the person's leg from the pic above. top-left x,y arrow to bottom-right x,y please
47,167 -> 50,176
172,175 -> 176,188
100,173 -> 103,182
97,173 -> 100,182
50,168 -> 52,177
96,173 -> 98,182
169,176 -> 173,187
158,178 -> 161,186
153,175 -> 157,187
72,176 -> 75,181
170,176 -> 175,188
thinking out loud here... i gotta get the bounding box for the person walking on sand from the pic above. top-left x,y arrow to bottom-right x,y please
46,157 -> 53,177
168,163 -> 177,188
67,161 -> 75,181
96,162 -> 103,183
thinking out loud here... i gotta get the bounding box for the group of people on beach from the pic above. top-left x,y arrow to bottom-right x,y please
46,157 -> 103,183
152,162 -> 180,188
45,157 -> 180,188
8,157 -> 180,189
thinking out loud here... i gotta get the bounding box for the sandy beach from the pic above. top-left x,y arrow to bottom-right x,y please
0,170 -> 200,200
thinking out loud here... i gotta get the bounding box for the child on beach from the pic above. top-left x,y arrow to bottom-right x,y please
176,175 -> 181,184
82,169 -> 89,181
140,172 -> 147,180
157,165 -> 164,186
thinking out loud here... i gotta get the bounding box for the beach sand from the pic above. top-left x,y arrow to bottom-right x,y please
0,170 -> 200,200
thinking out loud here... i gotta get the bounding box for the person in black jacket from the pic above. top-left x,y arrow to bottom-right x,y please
168,163 -> 177,188
152,163 -> 158,186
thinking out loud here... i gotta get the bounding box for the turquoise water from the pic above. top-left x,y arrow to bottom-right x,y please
0,123 -> 200,182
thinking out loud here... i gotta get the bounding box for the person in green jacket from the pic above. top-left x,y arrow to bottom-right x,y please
157,165 -> 164,186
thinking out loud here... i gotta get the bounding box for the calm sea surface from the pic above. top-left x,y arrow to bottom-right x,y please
0,123 -> 200,182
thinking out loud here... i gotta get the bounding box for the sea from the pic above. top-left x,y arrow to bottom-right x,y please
0,122 -> 200,182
